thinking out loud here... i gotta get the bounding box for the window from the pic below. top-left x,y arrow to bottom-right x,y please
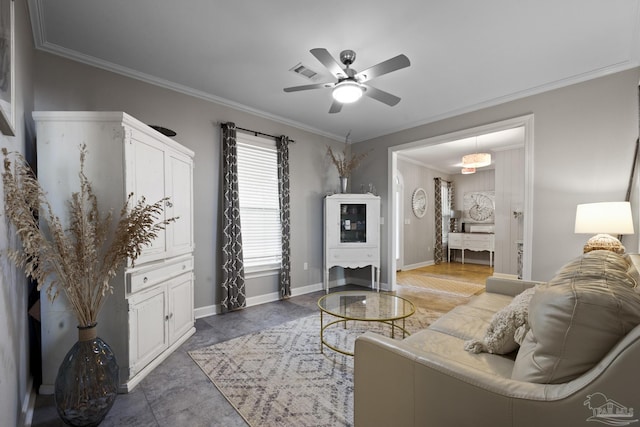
236,133 -> 282,273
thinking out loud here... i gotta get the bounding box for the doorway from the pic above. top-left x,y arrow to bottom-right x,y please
387,114 -> 534,291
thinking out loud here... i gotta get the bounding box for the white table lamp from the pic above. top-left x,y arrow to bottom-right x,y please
574,201 -> 634,253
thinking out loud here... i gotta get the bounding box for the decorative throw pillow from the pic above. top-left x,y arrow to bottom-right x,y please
511,250 -> 640,384
464,286 -> 537,354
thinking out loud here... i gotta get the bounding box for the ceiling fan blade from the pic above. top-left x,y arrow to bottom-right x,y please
356,54 -> 410,83
362,84 -> 401,106
310,48 -> 347,79
329,100 -> 343,114
283,83 -> 331,93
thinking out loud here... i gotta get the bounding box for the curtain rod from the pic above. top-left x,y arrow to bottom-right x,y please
236,126 -> 295,143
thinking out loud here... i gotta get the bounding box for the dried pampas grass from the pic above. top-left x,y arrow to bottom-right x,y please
2,145 -> 174,327
326,141 -> 369,178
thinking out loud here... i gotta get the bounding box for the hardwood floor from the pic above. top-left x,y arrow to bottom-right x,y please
397,261 -> 493,285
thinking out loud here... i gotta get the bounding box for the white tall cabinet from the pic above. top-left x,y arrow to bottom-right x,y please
33,111 -> 195,393
324,193 -> 380,292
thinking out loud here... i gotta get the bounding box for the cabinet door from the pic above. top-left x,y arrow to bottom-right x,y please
167,273 -> 194,344
166,150 -> 194,257
129,287 -> 168,376
128,134 -> 167,263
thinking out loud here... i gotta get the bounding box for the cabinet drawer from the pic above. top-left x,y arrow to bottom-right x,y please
329,248 -> 378,262
128,256 -> 193,294
448,233 -> 463,246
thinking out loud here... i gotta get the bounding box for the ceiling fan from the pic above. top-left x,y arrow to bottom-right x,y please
284,48 -> 410,114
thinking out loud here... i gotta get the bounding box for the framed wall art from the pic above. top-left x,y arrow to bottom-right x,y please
463,191 -> 495,223
0,0 -> 15,136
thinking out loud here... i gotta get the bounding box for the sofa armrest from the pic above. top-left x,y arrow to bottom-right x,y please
355,324 -> 640,427
354,332 -> 418,427
485,276 -> 544,296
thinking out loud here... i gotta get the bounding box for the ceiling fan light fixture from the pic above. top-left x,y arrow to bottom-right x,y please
462,152 -> 491,168
461,167 -> 476,174
332,81 -> 363,104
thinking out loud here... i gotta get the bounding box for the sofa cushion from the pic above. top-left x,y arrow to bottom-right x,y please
428,305 -> 496,342
511,250 -> 640,384
403,329 -> 516,378
464,286 -> 537,354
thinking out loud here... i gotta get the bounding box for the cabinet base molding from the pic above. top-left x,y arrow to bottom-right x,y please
119,326 -> 195,393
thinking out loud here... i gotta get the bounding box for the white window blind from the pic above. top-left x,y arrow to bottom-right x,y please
236,135 -> 282,272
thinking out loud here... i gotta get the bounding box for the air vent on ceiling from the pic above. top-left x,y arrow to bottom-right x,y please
289,63 -> 319,80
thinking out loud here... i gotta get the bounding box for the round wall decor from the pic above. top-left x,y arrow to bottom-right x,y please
412,188 -> 427,218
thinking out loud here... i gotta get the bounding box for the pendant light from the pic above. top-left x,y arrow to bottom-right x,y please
462,136 -> 491,168
461,167 -> 476,174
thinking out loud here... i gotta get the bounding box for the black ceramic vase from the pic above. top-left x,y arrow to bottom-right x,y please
54,324 -> 119,427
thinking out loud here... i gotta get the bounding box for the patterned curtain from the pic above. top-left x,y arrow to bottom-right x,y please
434,178 -> 453,264
276,136 -> 291,298
449,182 -> 456,232
434,178 -> 444,264
220,122 -> 246,313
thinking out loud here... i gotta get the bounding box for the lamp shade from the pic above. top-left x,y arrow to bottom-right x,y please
461,167 -> 476,174
574,202 -> 634,235
462,152 -> 491,168
332,81 -> 363,103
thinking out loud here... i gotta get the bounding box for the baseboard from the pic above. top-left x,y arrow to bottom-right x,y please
20,377 -> 36,427
194,282 -> 325,319
400,260 -> 434,271
492,272 -> 520,280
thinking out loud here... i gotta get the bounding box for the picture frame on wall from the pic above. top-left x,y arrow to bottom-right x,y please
463,191 -> 495,223
0,0 -> 15,136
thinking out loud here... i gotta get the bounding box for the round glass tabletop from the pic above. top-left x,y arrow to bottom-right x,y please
318,290 -> 415,322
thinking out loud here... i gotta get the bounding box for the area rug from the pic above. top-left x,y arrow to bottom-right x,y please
189,306 -> 445,427
395,273 -> 484,297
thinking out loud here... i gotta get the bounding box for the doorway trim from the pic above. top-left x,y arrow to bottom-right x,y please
387,114 -> 534,290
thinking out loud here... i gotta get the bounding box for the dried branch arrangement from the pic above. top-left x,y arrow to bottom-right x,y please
326,140 -> 369,178
2,145 -> 174,327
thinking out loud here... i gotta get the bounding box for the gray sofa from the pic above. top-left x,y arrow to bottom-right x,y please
354,251 -> 640,427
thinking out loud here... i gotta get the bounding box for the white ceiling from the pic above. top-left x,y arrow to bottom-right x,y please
27,0 -> 640,143
398,127 -> 524,175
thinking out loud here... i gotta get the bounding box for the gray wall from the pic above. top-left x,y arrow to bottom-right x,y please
352,67 -> 640,283
32,52 -> 345,314
397,158 -> 442,268
0,0 -> 35,424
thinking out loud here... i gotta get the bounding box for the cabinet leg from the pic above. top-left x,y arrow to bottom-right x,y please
371,266 -> 374,291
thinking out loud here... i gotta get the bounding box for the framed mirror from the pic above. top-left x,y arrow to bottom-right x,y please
412,187 -> 427,218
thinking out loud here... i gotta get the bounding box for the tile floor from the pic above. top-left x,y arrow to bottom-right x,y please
30,280 -> 477,427
31,287 -> 330,427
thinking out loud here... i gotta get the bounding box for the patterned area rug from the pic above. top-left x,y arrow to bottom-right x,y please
395,273 -> 484,297
189,306 -> 445,427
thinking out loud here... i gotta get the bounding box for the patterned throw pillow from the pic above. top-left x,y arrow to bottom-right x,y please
464,286 -> 537,354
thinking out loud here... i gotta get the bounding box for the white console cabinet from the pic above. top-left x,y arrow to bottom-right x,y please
324,193 -> 380,292
448,232 -> 495,266
34,111 -> 195,393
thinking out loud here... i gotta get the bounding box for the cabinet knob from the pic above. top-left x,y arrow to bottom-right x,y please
182,264 -> 186,270
143,277 -> 148,283
165,315 -> 169,321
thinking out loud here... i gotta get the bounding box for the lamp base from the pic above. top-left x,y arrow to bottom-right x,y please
583,234 -> 625,254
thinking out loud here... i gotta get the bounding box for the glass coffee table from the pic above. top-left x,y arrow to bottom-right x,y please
317,290 -> 416,356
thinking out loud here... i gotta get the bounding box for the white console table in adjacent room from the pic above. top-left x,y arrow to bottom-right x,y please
448,232 -> 495,267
